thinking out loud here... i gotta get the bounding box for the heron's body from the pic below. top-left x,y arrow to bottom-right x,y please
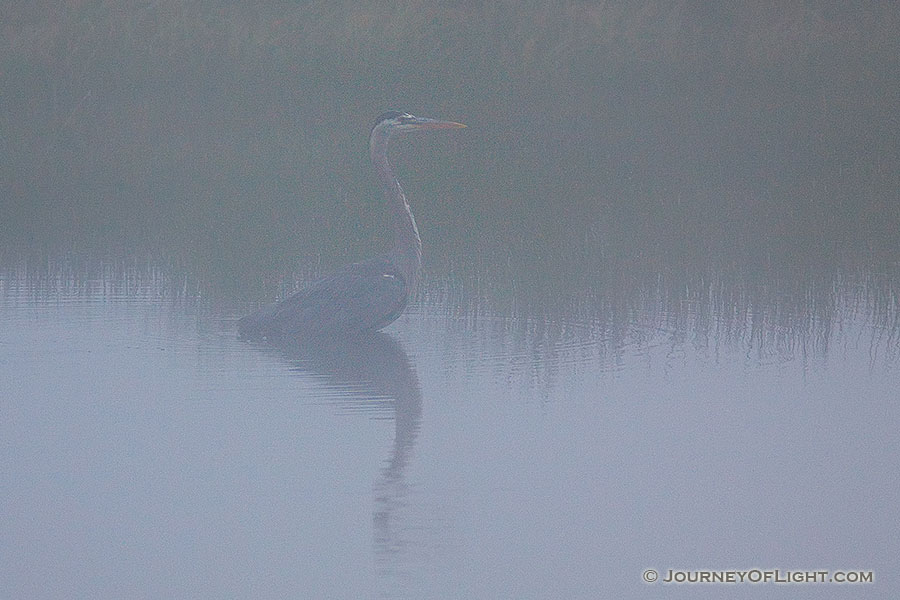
238,251 -> 410,338
238,111 -> 464,341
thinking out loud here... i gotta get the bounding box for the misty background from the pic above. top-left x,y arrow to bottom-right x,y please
3,1 -> 898,357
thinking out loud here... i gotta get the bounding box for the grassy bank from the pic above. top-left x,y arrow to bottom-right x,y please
2,2 -> 898,311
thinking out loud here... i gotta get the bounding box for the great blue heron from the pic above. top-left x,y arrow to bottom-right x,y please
238,111 -> 465,340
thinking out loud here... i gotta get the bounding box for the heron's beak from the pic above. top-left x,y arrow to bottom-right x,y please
408,117 -> 466,130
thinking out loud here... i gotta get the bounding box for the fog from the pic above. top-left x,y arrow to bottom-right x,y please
2,3 -> 899,598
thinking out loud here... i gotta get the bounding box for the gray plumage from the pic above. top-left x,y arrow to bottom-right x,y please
238,111 -> 465,341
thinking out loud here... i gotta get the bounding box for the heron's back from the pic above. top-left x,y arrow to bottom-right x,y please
238,255 -> 410,340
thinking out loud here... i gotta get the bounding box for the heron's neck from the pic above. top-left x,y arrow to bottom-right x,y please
370,132 -> 422,283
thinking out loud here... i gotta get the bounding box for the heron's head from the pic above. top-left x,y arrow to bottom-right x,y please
371,111 -> 466,137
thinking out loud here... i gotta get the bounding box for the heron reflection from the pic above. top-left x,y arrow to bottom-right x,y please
268,332 -> 422,570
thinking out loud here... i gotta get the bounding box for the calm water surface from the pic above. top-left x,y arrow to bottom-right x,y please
2,261 -> 897,599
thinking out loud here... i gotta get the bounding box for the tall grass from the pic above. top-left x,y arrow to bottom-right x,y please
2,1 -> 898,332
